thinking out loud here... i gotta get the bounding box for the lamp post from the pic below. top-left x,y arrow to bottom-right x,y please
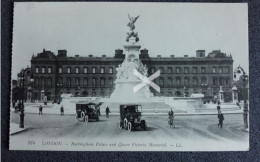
234,65 -> 249,130
20,68 -> 34,128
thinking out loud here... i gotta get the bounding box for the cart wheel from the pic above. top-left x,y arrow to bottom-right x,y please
85,115 -> 89,123
81,112 -> 85,118
128,122 -> 132,132
119,123 -> 123,129
124,118 -> 128,130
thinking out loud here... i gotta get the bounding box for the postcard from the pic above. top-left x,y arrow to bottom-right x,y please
10,2 -> 249,151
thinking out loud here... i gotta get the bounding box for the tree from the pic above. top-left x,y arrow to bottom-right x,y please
234,75 -> 249,101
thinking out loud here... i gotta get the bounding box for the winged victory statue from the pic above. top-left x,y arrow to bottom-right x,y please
126,14 -> 140,42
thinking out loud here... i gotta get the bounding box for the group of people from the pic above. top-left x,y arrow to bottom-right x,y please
38,105 -> 64,116
96,106 -> 110,118
167,104 -> 225,129
38,105 -> 110,117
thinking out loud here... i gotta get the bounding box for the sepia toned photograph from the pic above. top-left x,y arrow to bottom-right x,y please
10,2 -> 249,151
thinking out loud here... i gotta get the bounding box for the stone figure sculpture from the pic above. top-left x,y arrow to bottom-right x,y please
127,14 -> 140,31
126,14 -> 140,42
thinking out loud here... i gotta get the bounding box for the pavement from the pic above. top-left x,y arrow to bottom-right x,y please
9,102 -> 245,136
10,123 -> 28,135
10,112 -> 249,151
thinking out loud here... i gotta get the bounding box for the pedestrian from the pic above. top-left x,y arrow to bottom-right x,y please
106,106 -> 110,118
60,105 -> 64,116
218,111 -> 224,128
168,109 -> 174,127
39,105 -> 43,115
217,105 -> 221,114
97,107 -> 101,116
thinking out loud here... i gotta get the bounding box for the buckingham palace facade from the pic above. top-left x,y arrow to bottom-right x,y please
30,49 -> 233,101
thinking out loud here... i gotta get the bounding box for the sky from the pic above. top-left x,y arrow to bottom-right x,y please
12,2 -> 248,79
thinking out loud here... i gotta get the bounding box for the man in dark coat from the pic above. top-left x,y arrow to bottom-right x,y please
106,106 -> 110,118
39,105 -> 43,115
60,105 -> 64,116
218,111 -> 224,128
168,109 -> 174,127
97,107 -> 101,116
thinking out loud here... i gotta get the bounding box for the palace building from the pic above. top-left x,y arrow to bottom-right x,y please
30,48 -> 233,101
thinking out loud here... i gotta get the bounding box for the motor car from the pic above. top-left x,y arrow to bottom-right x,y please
119,104 -> 147,131
76,102 -> 102,122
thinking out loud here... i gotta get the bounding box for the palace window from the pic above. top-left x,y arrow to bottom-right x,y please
219,78 -> 223,86
224,67 -> 229,73
213,78 -> 218,86
41,67 -> 46,74
48,67 -> 52,74
84,67 -> 88,73
47,77 -> 52,87
92,67 -> 96,74
100,78 -> 105,86
201,77 -> 207,84
184,77 -> 189,86
201,67 -> 206,73
34,77 -> 39,87
159,67 -> 164,73
83,78 -> 88,86
109,67 -> 113,74
176,67 -> 181,74
35,67 -> 39,74
92,78 -> 96,86
168,77 -> 172,86
225,78 -> 229,86
176,77 -> 181,85
66,78 -> 71,86
75,67 -> 79,74
75,78 -> 80,86
219,67 -> 223,73
67,67 -> 71,74
212,67 -> 216,73
59,67 -> 62,74
167,67 -> 172,73
101,67 -> 105,74
58,77 -> 63,86
159,78 -> 164,86
108,78 -> 113,86
41,77 -> 45,86
192,67 -> 197,74
184,67 -> 189,74
193,77 -> 198,86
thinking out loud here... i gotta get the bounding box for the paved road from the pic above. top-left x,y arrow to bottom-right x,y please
11,112 -> 248,143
